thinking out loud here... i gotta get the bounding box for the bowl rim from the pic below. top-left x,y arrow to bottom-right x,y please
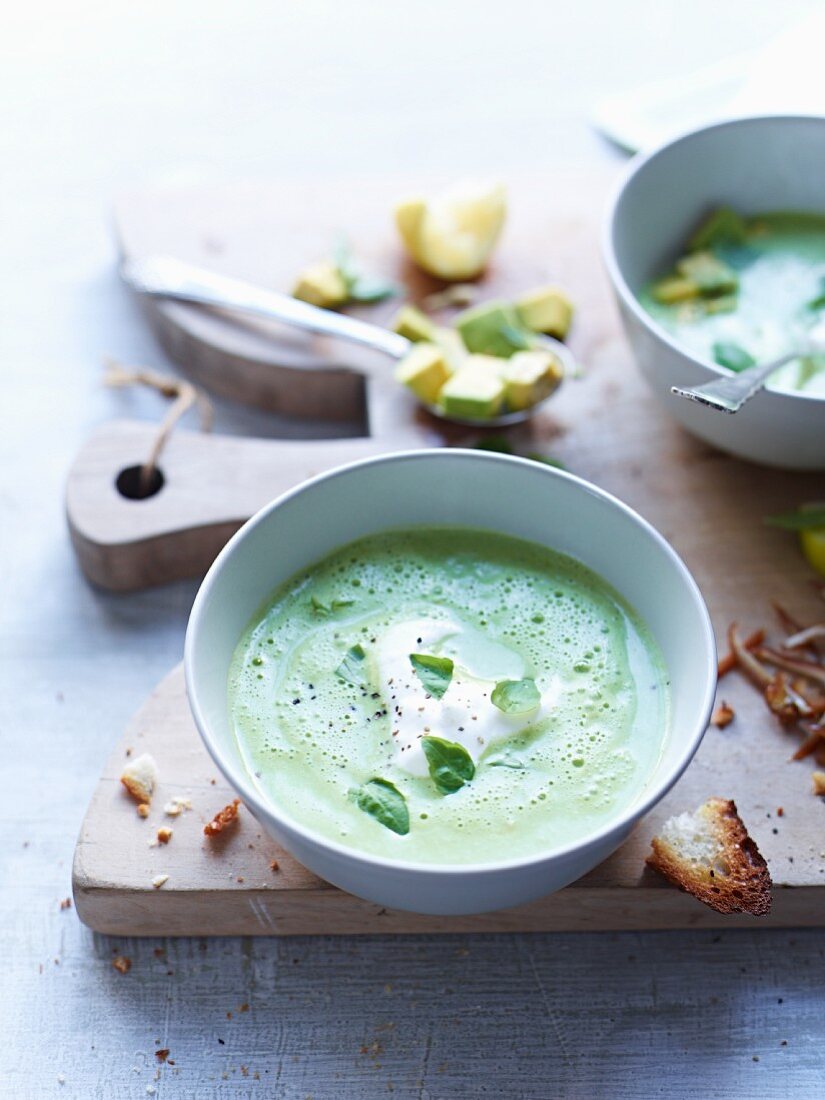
603,111 -> 825,406
185,448 -> 717,878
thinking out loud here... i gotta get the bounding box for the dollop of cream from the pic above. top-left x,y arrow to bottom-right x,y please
375,617 -> 562,777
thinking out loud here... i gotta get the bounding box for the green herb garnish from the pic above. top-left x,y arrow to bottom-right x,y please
334,238 -> 398,304
409,653 -> 454,699
764,506 -> 825,531
713,341 -> 755,373
687,207 -> 747,252
491,678 -> 541,715
421,736 -> 475,795
336,644 -> 368,685
351,778 -> 409,835
474,436 -> 514,454
525,452 -> 566,469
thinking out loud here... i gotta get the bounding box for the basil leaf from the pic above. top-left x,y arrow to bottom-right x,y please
491,678 -> 541,715
352,778 -> 409,835
526,452 -> 566,470
806,294 -> 825,313
421,736 -> 475,794
712,341 -> 755,373
336,644 -> 368,685
348,275 -> 399,304
331,598 -> 355,612
474,435 -> 514,454
764,506 -> 825,531
332,237 -> 397,302
409,653 -> 454,699
310,595 -> 330,616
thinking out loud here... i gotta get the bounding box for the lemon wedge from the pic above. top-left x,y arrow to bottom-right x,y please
800,526 -> 825,576
394,181 -> 506,281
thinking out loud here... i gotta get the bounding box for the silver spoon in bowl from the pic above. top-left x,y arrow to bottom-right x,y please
120,255 -> 573,428
671,319 -> 825,413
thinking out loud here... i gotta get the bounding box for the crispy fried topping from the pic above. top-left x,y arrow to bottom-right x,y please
204,799 -> 241,838
711,701 -> 735,729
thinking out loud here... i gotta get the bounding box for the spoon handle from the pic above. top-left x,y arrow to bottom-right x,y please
121,255 -> 411,361
671,351 -> 797,413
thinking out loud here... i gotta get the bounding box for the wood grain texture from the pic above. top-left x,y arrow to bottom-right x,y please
73,659 -> 825,936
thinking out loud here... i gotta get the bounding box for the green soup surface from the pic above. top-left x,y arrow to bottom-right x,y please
228,527 -> 669,865
640,210 -> 825,396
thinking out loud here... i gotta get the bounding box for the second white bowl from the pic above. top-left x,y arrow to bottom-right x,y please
604,114 -> 825,470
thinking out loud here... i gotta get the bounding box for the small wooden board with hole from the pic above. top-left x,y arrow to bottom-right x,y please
71,174 -> 825,933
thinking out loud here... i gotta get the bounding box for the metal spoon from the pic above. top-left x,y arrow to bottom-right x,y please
671,320 -> 825,413
121,255 -> 572,428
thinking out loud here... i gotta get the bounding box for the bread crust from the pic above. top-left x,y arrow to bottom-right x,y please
647,797 -> 772,916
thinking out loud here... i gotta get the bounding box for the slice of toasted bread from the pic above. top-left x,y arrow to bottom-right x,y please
120,752 -> 158,804
647,797 -> 771,916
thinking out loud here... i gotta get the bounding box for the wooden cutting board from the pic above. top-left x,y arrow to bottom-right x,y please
71,175 -> 825,933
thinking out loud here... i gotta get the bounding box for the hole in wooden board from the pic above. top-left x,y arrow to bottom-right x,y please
115,465 -> 165,501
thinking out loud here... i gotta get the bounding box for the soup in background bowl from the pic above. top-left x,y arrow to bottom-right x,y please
604,114 -> 825,470
185,450 -> 715,915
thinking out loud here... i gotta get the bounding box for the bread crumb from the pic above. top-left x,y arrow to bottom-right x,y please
120,753 -> 158,804
157,827 -> 173,845
813,771 -> 825,796
59,897 -> 72,910
112,955 -> 132,974
137,803 -> 150,819
152,874 -> 169,889
711,701 -> 735,729
57,1075 -> 65,1085
270,860 -> 280,872
155,1049 -> 170,1063
204,799 -> 241,838
163,796 -> 192,817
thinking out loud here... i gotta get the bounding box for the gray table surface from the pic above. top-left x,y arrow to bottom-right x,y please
2,1 -> 823,1096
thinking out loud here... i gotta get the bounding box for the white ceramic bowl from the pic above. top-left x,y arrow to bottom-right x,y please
185,450 -> 716,915
604,114 -> 825,470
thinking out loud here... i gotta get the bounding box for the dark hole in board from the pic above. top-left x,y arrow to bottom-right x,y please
115,465 -> 165,501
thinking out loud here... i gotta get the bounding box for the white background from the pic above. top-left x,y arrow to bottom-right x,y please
1,1 -> 822,1096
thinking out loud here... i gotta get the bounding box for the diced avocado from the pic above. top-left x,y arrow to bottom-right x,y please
455,301 -> 532,358
503,350 -> 563,412
687,207 -> 747,252
432,324 -> 468,372
515,286 -> 573,339
675,250 -> 738,295
439,357 -> 506,420
395,343 -> 452,405
392,304 -> 436,343
650,275 -> 700,304
292,260 -> 349,309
